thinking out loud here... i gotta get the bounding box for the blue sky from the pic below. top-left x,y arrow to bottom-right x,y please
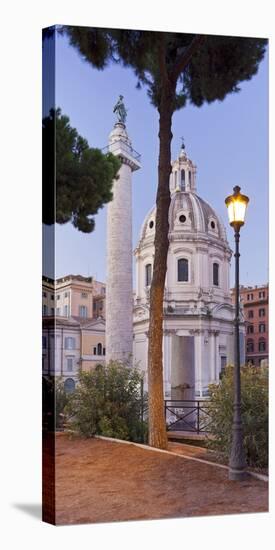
45,31 -> 268,288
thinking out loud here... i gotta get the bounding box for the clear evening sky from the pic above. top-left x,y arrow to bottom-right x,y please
45,31 -> 268,288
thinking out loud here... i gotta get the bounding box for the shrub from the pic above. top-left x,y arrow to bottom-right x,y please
65,362 -> 148,442
55,377 -> 71,429
207,365 -> 268,468
42,375 -> 70,430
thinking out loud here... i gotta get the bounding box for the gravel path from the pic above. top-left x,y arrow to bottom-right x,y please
53,434 -> 268,525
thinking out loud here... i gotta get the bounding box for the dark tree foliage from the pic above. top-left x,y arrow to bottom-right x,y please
42,108 -> 121,233
64,28 -> 266,112
62,26 -> 267,449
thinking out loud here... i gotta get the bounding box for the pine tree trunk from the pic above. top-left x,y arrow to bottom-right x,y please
147,88 -> 174,449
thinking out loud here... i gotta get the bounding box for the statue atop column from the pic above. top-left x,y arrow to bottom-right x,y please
113,95 -> 127,124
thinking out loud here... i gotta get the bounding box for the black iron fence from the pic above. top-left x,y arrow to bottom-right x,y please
164,400 -> 212,434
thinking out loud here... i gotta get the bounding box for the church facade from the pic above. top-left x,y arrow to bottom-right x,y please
133,145 -> 244,399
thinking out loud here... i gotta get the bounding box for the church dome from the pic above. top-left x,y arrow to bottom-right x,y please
168,191 -> 228,241
138,191 -> 228,248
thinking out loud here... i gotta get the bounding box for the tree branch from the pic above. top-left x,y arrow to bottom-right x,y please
170,34 -> 206,84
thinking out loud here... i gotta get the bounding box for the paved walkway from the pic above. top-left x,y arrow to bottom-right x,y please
53,434 -> 268,525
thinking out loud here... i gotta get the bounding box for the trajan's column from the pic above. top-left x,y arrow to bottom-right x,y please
106,96 -> 141,363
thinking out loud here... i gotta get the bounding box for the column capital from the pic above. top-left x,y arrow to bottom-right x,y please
163,329 -> 176,336
208,329 -> 220,336
189,328 -> 205,335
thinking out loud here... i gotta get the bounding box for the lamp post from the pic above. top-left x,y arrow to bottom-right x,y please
225,185 -> 249,481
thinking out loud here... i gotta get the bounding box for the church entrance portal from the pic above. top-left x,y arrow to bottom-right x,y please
171,335 -> 195,400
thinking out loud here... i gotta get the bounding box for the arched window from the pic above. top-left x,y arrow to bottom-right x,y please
145,263 -> 152,287
97,343 -> 102,356
177,258 -> 188,282
181,169 -> 185,191
258,339 -> 266,352
246,340 -> 254,353
213,263 -> 219,286
189,170 -> 192,186
64,378 -> 75,393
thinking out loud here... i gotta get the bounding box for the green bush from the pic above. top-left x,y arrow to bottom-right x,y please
55,377 -> 71,430
65,362 -> 148,442
42,375 -> 70,430
207,365 -> 268,468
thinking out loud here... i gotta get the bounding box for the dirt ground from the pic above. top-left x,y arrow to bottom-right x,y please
53,434 -> 268,525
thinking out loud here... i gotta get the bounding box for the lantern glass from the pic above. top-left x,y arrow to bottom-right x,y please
225,187 -> 249,226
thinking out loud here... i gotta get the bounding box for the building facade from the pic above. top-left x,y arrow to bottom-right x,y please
42,274 -> 106,319
42,274 -> 106,390
133,145 -> 244,399
231,284 -> 269,366
42,317 -> 106,391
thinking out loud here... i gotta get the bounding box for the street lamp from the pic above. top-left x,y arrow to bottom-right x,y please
225,185 -> 249,481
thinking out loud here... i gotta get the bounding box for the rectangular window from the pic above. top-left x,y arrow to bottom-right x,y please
259,323 -> 265,333
65,337 -> 75,350
181,169 -> 185,191
247,293 -> 254,301
51,294 -> 54,300
56,307 -> 60,316
220,356 -> 227,374
93,347 -> 97,355
43,304 -> 48,316
51,308 -> 54,316
178,258 -> 188,282
246,341 -> 254,353
247,325 -> 254,334
64,305 -> 68,317
43,291 -> 47,298
145,264 -> 152,286
57,294 -> 60,300
259,291 -> 265,299
248,310 -> 254,318
79,305 -> 88,318
64,292 -> 68,298
259,308 -> 265,317
213,263 -> 219,286
81,292 -> 88,298
42,336 -> 47,349
66,357 -> 73,372
259,340 -> 266,352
